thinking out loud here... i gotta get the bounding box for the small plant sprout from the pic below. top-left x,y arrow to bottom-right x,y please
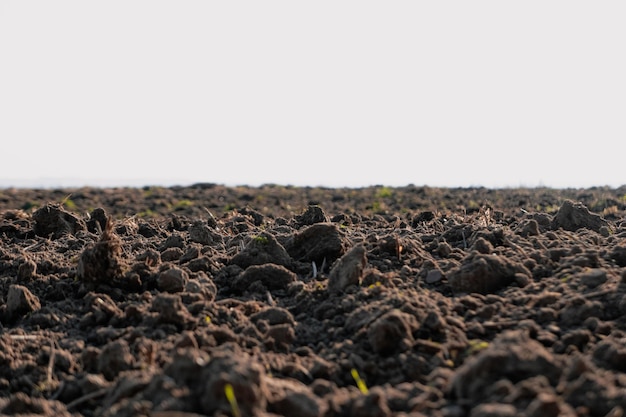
224,383 -> 241,417
351,368 -> 369,394
60,194 -> 76,210
312,261 -> 318,278
252,234 -> 269,245
467,339 -> 489,355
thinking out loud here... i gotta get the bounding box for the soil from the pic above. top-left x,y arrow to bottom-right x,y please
1,183 -> 626,417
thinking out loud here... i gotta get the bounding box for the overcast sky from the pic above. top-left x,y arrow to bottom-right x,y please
1,1 -> 624,189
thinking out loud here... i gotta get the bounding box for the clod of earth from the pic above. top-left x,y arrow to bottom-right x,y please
328,244 -> 367,293
77,215 -> 126,287
551,199 -> 610,233
32,203 -> 86,239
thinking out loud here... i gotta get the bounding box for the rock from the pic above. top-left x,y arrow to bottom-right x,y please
234,263 -> 297,293
328,244 -> 367,293
285,223 -> 347,265
425,268 -> 443,284
32,203 -> 86,239
447,253 -> 531,295
230,232 -> 293,269
157,266 -> 188,293
552,200 -> 609,232
6,284 -> 40,320
97,339 -> 134,381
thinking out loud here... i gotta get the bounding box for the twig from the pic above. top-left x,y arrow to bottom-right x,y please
66,388 -> 108,410
24,240 -> 45,252
266,291 -> 275,306
503,235 -> 527,256
47,340 -> 56,387
8,334 -> 39,340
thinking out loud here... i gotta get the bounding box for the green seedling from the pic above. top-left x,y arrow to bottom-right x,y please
371,201 -> 384,214
60,194 -> 76,210
253,235 -> 269,245
173,199 -> 193,209
375,186 -> 393,199
63,199 -> 76,210
136,209 -> 155,218
467,339 -> 489,355
224,383 -> 241,417
351,368 -> 369,394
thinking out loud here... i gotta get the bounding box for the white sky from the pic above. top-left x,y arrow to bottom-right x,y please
1,1 -> 625,189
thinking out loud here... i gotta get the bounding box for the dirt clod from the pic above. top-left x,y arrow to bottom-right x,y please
157,266 -> 188,293
328,244 -> 367,293
6,284 -> 40,321
552,199 -> 609,232
32,203 -> 85,239
77,216 -> 126,287
448,253 -> 531,295
98,339 -> 134,381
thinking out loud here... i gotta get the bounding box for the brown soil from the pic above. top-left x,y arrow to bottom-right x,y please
1,184 -> 626,417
